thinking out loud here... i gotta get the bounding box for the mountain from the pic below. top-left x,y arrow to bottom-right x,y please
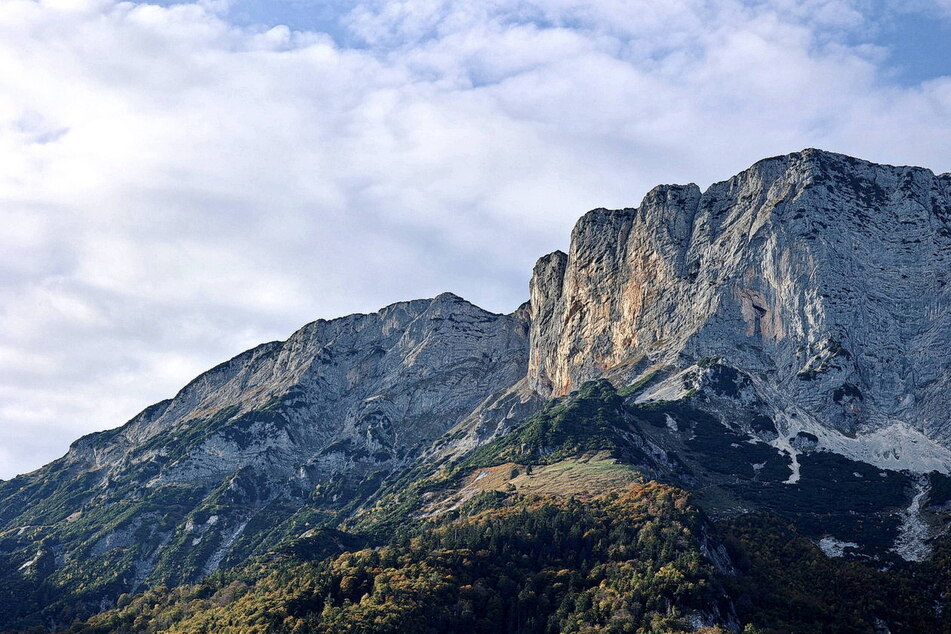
2,149 -> 951,632
529,149 -> 951,468
0,294 -> 532,627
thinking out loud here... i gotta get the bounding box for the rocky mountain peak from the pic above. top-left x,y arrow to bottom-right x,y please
528,148 -> 951,468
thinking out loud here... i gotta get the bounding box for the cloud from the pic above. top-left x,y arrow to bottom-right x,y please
0,0 -> 949,478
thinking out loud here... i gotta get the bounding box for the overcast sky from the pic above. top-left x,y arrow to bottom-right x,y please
1,0 -> 950,479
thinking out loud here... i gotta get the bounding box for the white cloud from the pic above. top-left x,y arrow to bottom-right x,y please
0,0 -> 949,478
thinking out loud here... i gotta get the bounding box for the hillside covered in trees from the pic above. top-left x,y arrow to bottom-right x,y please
44,381 -> 951,633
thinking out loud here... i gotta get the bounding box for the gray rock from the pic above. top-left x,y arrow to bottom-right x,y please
0,291 -> 530,591
529,149 -> 951,469
70,292 -> 530,486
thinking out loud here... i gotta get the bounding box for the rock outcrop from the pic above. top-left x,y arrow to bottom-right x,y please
65,292 -> 530,484
529,149 -> 951,461
0,292 -> 529,594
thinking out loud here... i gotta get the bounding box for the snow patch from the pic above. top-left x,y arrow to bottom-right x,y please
750,378 -> 951,475
818,536 -> 859,558
18,550 -> 41,572
819,423 -> 951,475
665,414 -> 678,432
891,478 -> 932,562
768,428 -> 800,484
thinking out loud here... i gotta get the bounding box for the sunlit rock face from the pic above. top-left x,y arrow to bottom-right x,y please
529,149 -> 951,442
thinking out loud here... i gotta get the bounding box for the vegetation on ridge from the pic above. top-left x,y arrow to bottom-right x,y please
67,483 -> 731,634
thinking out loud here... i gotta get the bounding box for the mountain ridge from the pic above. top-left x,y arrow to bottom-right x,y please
3,148 -> 951,632
529,147 -> 951,470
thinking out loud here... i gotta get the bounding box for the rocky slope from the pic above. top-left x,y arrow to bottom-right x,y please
63,291 -> 530,490
2,148 -> 951,631
529,149 -> 951,472
0,293 -> 529,625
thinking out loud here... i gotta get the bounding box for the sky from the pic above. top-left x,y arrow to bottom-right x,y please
1,0 -> 950,479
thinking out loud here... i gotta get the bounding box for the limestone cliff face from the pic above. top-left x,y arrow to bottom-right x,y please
529,149 -> 951,443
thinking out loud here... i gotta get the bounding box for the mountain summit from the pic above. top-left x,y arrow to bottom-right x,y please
3,149 -> 951,632
530,149 -> 951,471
